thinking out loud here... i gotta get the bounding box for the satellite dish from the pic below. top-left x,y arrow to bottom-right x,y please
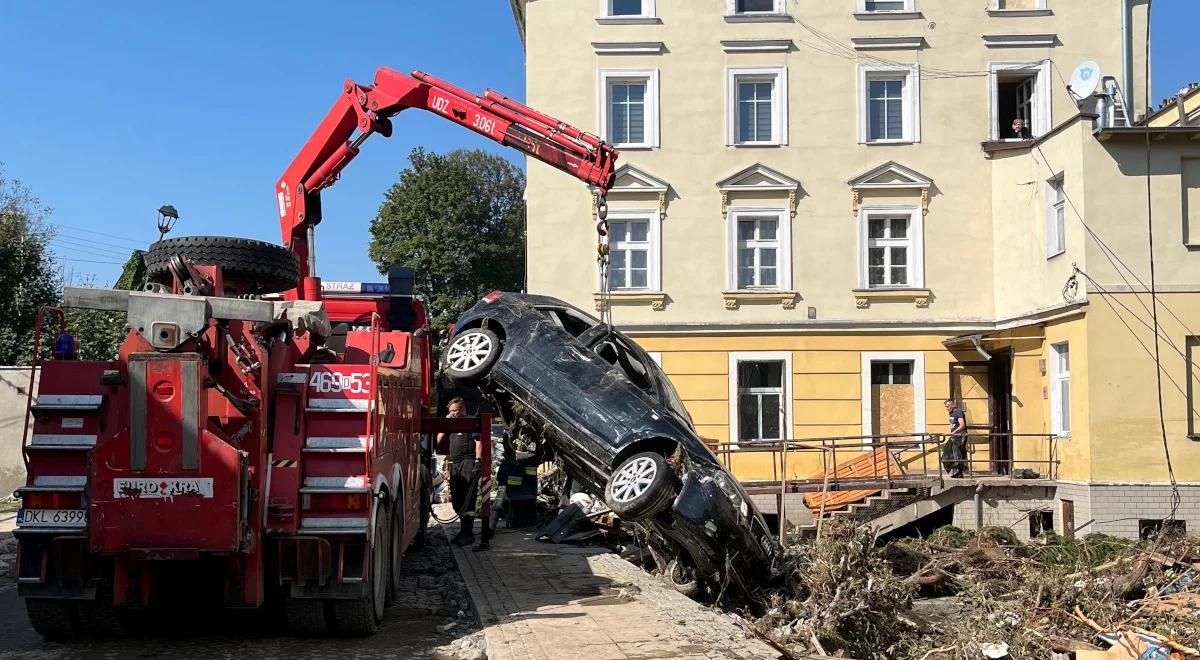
1067,61 -> 1102,102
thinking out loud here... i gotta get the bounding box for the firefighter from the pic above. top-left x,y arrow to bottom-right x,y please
438,397 -> 481,546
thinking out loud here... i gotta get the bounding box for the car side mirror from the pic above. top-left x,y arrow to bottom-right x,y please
378,342 -> 396,364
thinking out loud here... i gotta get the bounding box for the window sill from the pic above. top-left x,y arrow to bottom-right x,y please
854,11 -> 923,21
596,16 -> 662,25
610,144 -> 655,151
722,290 -> 798,310
986,9 -> 1052,17
593,291 -> 667,311
863,139 -> 917,146
1046,249 -> 1066,260
981,139 -> 1034,154
853,288 -> 931,308
724,13 -> 794,23
730,142 -> 785,149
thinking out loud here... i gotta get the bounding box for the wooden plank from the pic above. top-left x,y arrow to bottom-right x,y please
803,447 -> 905,511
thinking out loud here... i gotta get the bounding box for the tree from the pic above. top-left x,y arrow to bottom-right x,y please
68,250 -> 145,361
368,148 -> 525,331
0,165 -> 60,365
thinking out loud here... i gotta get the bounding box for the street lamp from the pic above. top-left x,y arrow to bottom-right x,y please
156,205 -> 180,241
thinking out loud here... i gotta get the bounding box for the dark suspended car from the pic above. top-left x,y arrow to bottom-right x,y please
441,292 -> 777,596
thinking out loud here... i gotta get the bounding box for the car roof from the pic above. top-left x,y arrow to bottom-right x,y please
498,292 -> 599,320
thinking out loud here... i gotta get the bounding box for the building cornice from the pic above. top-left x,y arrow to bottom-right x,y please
851,36 -> 925,51
721,39 -> 793,53
982,33 -> 1058,48
592,41 -> 665,55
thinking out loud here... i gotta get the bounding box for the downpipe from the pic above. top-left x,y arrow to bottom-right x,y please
974,483 -> 985,531
1121,0 -> 1133,121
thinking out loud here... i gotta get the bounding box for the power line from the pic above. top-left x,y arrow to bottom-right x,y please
48,240 -> 134,261
49,236 -> 139,258
46,222 -> 151,246
55,257 -> 124,265
47,226 -> 149,252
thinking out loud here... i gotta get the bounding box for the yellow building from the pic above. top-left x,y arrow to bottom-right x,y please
512,0 -> 1200,540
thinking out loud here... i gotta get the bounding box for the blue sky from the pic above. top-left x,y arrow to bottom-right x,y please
0,1 -> 1197,286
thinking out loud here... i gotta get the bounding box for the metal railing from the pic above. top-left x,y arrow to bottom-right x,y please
708,431 -> 1060,495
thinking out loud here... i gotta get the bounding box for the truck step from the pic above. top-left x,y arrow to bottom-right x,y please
303,436 -> 367,453
297,517 -> 370,535
31,394 -> 104,412
305,399 -> 369,413
300,476 -> 368,492
28,434 -> 98,450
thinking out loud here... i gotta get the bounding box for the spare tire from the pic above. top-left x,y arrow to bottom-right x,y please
144,236 -> 300,294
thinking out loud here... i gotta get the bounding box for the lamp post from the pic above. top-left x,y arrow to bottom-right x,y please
156,205 -> 180,241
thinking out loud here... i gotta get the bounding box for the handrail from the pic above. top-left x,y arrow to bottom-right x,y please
368,312 -> 382,458
21,306 -> 66,470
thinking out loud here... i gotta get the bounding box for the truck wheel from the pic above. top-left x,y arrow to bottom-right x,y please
76,589 -> 124,637
442,328 -> 501,384
283,596 -> 328,636
144,235 -> 300,294
605,452 -> 677,521
331,511 -> 386,635
25,598 -> 79,640
388,502 -> 403,605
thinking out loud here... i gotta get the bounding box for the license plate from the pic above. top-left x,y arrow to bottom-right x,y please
17,508 -> 87,528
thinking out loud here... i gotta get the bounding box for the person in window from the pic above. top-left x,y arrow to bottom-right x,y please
438,397 -> 481,546
53,328 -> 77,360
942,398 -> 968,478
1010,118 -> 1029,140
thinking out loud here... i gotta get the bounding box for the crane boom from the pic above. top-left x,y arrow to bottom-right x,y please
277,67 -> 619,300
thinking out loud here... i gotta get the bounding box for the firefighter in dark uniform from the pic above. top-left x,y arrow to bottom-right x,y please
439,397 -> 481,546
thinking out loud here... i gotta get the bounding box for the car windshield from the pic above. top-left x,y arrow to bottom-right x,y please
535,306 -> 597,337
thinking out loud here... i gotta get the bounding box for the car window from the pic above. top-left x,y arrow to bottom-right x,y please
590,332 -> 656,394
535,307 -> 597,338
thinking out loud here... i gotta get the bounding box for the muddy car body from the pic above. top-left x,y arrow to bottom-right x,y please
442,292 -> 776,593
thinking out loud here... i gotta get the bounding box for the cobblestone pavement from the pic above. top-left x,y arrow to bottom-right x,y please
0,521 -> 484,660
449,518 -> 784,660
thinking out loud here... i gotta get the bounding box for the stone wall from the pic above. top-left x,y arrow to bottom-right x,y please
0,368 -> 33,498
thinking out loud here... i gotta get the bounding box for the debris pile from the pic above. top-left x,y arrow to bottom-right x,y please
756,520 -> 1200,659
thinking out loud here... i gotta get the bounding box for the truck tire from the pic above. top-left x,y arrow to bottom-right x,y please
388,501 -> 403,605
25,598 -> 79,640
605,452 -> 677,521
76,590 -> 124,637
284,597 -> 328,636
442,328 -> 501,384
144,235 -> 300,294
330,510 -> 386,635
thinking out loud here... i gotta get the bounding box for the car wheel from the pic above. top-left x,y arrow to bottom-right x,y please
605,451 -> 677,520
443,327 -> 501,384
667,559 -> 704,599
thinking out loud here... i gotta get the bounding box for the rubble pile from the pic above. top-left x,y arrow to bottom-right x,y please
756,520 -> 1200,659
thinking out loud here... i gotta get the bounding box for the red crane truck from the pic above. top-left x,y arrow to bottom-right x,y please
14,67 -> 617,638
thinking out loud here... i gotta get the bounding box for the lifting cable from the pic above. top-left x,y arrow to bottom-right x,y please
595,193 -> 613,328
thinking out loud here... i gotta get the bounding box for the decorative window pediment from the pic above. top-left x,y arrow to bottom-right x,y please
592,165 -> 671,221
717,163 -> 801,216
847,161 -> 933,214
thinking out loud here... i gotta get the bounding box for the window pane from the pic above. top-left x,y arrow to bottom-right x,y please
629,221 -> 648,242
759,267 -> 777,287
739,361 -> 782,388
611,0 -> 643,16
890,246 -> 907,266
869,267 -> 885,286
1058,345 -> 1069,372
610,251 -> 626,288
866,0 -> 906,10
892,362 -> 913,384
891,266 -> 908,285
869,218 -> 886,239
761,394 -> 781,439
738,268 -> 755,289
758,219 -> 777,240
1060,380 -> 1071,432
737,0 -> 775,13
754,84 -> 773,141
868,247 -> 885,266
630,269 -> 647,288
610,221 -> 627,242
738,394 -> 759,441
759,248 -> 776,268
609,82 -> 645,145
737,220 -> 755,242
871,363 -> 889,385
630,250 -> 647,269
890,217 -> 908,238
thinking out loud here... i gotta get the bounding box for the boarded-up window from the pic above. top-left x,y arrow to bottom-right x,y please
871,361 -> 915,435
1183,158 -> 1200,245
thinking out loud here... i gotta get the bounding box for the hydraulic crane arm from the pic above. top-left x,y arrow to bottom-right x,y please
277,67 -> 619,300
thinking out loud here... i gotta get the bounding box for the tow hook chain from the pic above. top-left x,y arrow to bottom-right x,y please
596,193 -> 613,327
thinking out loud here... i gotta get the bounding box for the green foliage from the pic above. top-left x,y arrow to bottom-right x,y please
0,165 -> 60,364
68,249 -> 146,361
367,148 -> 525,332
929,525 -> 977,549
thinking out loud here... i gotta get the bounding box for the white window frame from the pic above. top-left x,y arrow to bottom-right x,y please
858,205 -> 924,289
861,351 -> 926,440
1050,342 -> 1071,437
858,0 -> 915,12
989,61 -> 1052,141
989,0 -> 1047,9
598,69 -> 660,149
1046,174 -> 1066,258
726,0 -> 785,15
727,66 -> 788,146
598,209 -> 662,292
599,0 -> 655,18
726,207 -> 792,292
857,64 -> 921,144
728,351 -> 793,448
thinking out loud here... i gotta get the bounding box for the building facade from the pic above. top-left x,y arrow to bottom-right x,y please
514,0 -> 1200,540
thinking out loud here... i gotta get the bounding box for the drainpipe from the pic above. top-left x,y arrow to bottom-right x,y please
974,483 -> 985,531
1121,0 -> 1134,122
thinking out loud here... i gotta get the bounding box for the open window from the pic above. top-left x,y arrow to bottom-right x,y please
990,61 -> 1050,140
538,306 -> 599,338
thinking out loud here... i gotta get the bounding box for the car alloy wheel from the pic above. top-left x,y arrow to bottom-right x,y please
610,456 -> 657,503
443,327 -> 501,384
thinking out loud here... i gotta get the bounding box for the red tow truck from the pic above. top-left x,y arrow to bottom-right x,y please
14,67 -> 616,637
